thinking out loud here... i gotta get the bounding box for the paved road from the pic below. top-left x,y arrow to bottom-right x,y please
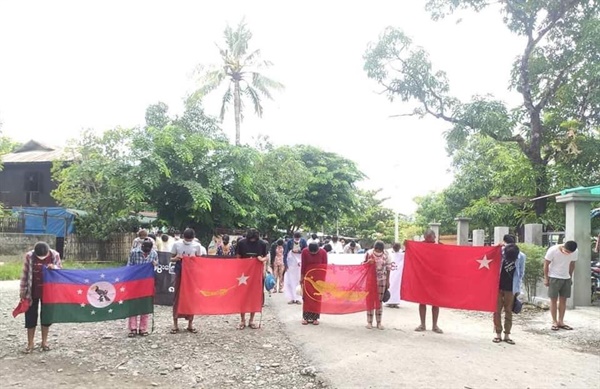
269,292 -> 600,389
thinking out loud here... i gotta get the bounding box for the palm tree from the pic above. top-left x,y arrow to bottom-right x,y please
194,19 -> 284,146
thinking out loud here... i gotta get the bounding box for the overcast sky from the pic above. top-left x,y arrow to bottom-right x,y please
0,0 -> 524,215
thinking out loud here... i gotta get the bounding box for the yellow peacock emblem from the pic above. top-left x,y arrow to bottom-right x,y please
303,268 -> 369,302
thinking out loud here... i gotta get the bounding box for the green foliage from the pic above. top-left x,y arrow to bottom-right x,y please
193,19 -> 284,145
52,128 -> 146,239
0,261 -> 122,281
365,1 -> 600,218
519,243 -> 547,303
333,189 -> 395,244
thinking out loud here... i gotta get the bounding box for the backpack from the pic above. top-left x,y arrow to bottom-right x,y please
264,273 -> 276,291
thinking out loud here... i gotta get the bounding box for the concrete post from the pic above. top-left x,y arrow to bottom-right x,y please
472,229 -> 485,246
524,223 -> 543,245
556,193 -> 597,307
455,217 -> 471,246
428,222 -> 441,243
494,227 -> 509,245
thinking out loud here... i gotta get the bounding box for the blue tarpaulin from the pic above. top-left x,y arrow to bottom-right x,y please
11,207 -> 76,237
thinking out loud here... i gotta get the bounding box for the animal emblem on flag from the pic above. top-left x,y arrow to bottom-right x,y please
302,264 -> 379,314
41,263 -> 155,324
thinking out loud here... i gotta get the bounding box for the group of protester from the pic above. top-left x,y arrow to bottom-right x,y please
18,227 -> 579,353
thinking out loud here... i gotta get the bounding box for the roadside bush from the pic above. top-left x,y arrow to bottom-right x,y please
519,243 -> 547,303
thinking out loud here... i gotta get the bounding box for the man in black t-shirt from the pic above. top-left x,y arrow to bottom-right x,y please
236,228 -> 268,329
494,243 -> 519,345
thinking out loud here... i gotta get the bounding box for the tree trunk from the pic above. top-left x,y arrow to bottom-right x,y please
234,80 -> 241,146
528,112 -> 549,217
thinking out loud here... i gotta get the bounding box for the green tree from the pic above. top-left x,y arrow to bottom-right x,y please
52,128 -> 143,239
193,19 -> 284,146
364,1 -> 600,216
277,145 -> 364,235
335,189 -> 396,245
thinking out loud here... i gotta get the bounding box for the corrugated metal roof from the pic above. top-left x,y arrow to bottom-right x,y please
1,140 -> 75,163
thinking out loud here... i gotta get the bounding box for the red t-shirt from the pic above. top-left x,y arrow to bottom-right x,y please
301,248 -> 328,279
32,255 -> 53,300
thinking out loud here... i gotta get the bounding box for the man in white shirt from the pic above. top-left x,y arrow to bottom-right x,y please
544,241 -> 578,331
170,228 -> 206,334
306,233 -> 320,246
329,236 -> 344,254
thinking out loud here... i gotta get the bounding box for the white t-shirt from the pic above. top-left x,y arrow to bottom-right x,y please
171,240 -> 206,257
545,245 -> 578,279
330,241 -> 344,253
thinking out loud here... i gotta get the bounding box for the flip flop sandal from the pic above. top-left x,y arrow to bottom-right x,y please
248,323 -> 259,329
559,325 -> 573,330
139,332 -> 150,337
551,325 -> 560,331
432,327 -> 444,334
170,328 -> 180,334
237,323 -> 246,330
41,345 -> 51,351
128,331 -> 137,338
312,320 -> 319,325
504,339 -> 515,345
23,347 -> 34,354
493,337 -> 502,343
301,320 -> 309,325
414,325 -> 426,332
186,327 -> 198,334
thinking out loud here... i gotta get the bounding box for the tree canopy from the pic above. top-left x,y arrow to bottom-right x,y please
52,102 -> 369,241
364,0 -> 600,222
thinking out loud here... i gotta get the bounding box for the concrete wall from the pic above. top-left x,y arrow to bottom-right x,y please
0,232 -> 56,257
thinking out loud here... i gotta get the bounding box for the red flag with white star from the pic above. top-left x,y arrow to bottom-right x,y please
177,257 -> 263,315
401,241 -> 502,312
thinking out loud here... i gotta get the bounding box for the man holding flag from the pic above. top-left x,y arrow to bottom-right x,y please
235,228 -> 268,329
415,230 -> 443,334
18,242 -> 61,353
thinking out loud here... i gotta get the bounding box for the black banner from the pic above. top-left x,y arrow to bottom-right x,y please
154,251 -> 175,306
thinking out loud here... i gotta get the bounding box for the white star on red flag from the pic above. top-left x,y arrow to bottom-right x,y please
120,287 -> 126,292
237,273 -> 249,285
476,255 -> 493,270
77,289 -> 83,295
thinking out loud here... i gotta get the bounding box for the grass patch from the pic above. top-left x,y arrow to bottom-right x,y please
0,261 -> 125,281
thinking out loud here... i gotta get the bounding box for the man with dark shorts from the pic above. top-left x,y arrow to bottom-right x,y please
544,241 -> 578,331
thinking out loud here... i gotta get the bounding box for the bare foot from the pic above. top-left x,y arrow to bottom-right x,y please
366,323 -> 373,329
377,323 -> 384,330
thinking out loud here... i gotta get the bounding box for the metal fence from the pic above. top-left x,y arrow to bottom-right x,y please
64,233 -> 136,263
0,216 -> 25,233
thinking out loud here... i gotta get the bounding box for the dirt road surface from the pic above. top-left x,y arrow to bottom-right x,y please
2,277 -> 599,389
272,293 -> 600,389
